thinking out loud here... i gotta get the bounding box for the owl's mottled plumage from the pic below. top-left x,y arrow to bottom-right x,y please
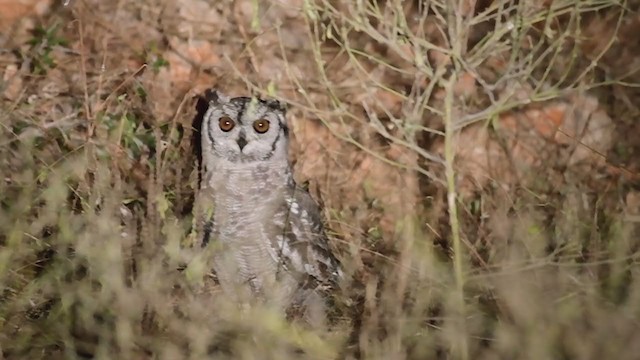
197,90 -> 341,315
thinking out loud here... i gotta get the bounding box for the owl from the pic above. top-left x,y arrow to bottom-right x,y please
196,90 -> 342,320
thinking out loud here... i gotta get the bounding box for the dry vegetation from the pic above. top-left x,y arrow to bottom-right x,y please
1,0 -> 640,359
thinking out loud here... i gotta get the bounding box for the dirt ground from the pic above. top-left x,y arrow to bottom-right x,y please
1,0 -> 640,359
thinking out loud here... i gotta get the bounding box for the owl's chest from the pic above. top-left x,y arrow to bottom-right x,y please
205,165 -> 289,247
211,165 -> 279,206
213,190 -> 279,239
206,174 -> 291,290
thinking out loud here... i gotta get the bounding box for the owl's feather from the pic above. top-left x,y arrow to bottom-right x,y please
271,185 -> 342,287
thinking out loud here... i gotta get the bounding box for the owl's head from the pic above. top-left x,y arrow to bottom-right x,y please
201,90 -> 289,165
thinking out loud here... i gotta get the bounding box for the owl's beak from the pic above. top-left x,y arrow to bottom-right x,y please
237,135 -> 247,150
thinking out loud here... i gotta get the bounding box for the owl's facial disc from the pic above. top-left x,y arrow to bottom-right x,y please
204,96 -> 289,163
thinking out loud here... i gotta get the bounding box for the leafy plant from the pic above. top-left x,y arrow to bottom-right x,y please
27,22 -> 68,75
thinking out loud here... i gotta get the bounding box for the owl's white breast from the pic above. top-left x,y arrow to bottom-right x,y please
204,159 -> 295,295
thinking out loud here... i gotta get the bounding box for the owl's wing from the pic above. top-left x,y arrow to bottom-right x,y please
194,185 -> 217,249
273,186 -> 342,288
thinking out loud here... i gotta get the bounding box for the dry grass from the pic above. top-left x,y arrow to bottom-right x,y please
1,0 -> 640,359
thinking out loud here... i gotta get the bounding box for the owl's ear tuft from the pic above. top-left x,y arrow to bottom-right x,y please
266,99 -> 288,115
205,89 -> 230,107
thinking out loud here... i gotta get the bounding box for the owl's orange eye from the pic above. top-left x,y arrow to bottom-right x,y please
253,119 -> 270,134
218,116 -> 235,132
